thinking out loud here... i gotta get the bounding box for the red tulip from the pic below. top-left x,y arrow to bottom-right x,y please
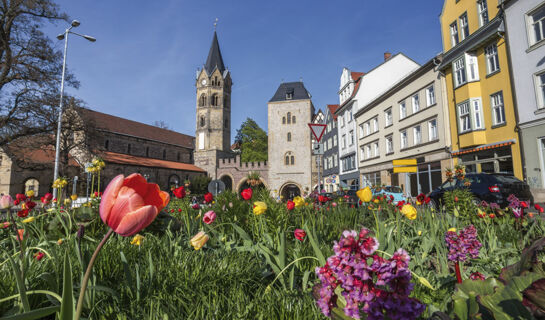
294,228 -> 306,241
535,204 -> 544,214
170,209 -> 174,213
286,200 -> 295,211
1,221 -> 11,229
178,208 -> 182,212
489,213 -> 495,219
173,186 -> 186,199
204,192 -> 213,204
192,203 -> 200,210
34,252 -> 44,261
203,210 -> 216,224
318,195 -> 327,203
16,194 -> 26,202
13,199 -> 20,206
44,193 -> 53,201
454,196 -> 459,202
25,201 -> 36,210
99,174 -> 169,237
241,188 -> 253,201
17,209 -> 29,217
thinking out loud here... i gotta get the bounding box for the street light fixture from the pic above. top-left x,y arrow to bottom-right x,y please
52,20 -> 96,199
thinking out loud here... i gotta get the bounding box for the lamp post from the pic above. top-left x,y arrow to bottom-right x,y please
52,20 -> 96,199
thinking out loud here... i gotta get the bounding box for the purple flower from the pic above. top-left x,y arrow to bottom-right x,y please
444,225 -> 482,263
489,202 -> 500,211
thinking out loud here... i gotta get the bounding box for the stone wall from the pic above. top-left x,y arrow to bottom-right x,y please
216,155 -> 269,192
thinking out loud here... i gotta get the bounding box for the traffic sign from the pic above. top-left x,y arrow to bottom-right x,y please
392,159 -> 417,166
313,142 -> 324,155
393,166 -> 418,173
308,123 -> 327,142
208,180 -> 226,196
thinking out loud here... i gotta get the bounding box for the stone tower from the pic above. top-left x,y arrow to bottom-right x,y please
194,31 -> 232,179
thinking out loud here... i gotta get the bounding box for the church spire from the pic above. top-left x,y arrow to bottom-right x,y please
204,31 -> 225,76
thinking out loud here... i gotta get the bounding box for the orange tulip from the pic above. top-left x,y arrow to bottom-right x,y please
99,174 -> 169,237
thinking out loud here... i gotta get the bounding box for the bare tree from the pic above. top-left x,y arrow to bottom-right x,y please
152,120 -> 170,130
0,0 -> 79,147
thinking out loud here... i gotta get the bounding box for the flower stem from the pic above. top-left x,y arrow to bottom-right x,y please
455,262 -> 463,283
75,228 -> 114,320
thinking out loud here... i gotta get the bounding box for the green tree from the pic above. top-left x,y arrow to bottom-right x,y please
235,118 -> 267,162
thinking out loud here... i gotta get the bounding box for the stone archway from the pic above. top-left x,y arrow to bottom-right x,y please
236,177 -> 268,194
219,174 -> 233,191
24,178 -> 40,195
280,182 -> 301,201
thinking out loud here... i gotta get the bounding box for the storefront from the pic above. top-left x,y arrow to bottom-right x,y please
323,174 -> 339,193
339,171 -> 360,191
453,140 -> 515,176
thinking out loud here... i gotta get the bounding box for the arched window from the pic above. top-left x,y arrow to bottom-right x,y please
200,116 -> 205,127
285,155 -> 290,165
163,149 -> 166,159
291,155 -> 295,165
199,94 -> 207,107
24,178 -> 39,195
104,140 -> 109,150
284,152 -> 294,166
287,112 -> 291,124
177,152 -> 181,161
127,144 -> 131,154
282,117 -> 286,124
211,94 -> 219,106
214,76 -> 218,86
146,147 -> 149,157
292,115 -> 296,123
287,132 -> 291,141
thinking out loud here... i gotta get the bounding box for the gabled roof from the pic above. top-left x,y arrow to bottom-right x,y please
269,81 -> 311,102
204,31 -> 226,76
350,72 -> 365,81
101,151 -> 205,172
78,108 -> 194,149
338,74 -> 363,110
327,104 -> 339,120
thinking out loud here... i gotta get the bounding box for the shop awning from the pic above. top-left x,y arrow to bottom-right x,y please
451,139 -> 515,156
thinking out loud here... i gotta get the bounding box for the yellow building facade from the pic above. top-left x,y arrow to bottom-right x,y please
439,0 -> 523,179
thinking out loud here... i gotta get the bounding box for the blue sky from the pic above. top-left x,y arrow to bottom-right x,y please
47,1 -> 444,140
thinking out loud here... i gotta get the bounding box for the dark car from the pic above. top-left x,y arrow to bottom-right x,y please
428,173 -> 534,209
338,189 -> 359,207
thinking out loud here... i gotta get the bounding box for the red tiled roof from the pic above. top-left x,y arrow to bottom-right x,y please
351,71 -> 365,81
327,104 -> 339,120
101,151 -> 205,172
4,136 -> 79,167
340,73 -> 363,108
79,108 -> 195,149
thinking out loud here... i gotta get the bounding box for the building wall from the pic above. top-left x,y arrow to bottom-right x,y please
322,108 -> 340,192
504,0 -> 545,200
268,99 -> 313,196
216,155 -> 269,192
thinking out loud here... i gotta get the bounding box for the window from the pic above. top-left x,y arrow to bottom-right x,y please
412,94 -> 420,113
485,44 -> 500,74
286,92 -> 293,99
399,102 -> 407,119
199,94 -> 207,106
459,13 -> 469,40
529,4 -> 545,45
328,137 -> 333,149
127,143 -> 132,154
453,57 -> 467,87
364,122 -> 370,135
211,94 -> 219,106
413,125 -> 422,145
333,134 -> 337,146
200,116 -> 205,127
477,0 -> 489,27
386,136 -> 393,154
535,72 -> 545,109
327,123 -> 331,132
467,54 -> 479,82
450,21 -> 459,46
287,132 -> 291,142
400,131 -> 407,149
282,117 -> 286,124
359,124 -> 364,138
292,115 -> 296,123
163,149 -> 166,160
373,142 -> 379,157
287,112 -> 291,124
340,114 -> 345,127
372,118 -> 378,132
366,145 -> 371,159
426,85 -> 435,106
473,99 -> 483,129
342,134 -> 346,149
349,130 -> 354,146
360,146 -> 365,160
177,152 -> 180,161
348,110 -> 353,122
334,154 -> 338,167
146,147 -> 150,157
385,109 -> 392,126
284,152 -> 295,165
104,140 -> 109,150
458,101 -> 471,132
428,119 -> 438,141
491,92 -> 506,125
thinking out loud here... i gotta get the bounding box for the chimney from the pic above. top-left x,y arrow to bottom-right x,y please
384,52 -> 392,61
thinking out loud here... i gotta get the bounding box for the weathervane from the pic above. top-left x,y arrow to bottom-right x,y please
214,18 -> 218,31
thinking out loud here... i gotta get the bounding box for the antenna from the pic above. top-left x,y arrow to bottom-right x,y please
214,18 -> 218,31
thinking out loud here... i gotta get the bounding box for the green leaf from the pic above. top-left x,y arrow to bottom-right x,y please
59,251 -> 75,320
3,249 -> 30,312
0,305 -> 59,320
306,226 -> 326,266
119,251 -> 134,294
302,271 -> 310,291
231,223 -> 251,241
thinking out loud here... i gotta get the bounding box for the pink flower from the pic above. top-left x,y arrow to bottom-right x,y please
294,228 -> 306,241
203,210 -> 216,224
99,174 -> 170,237
0,195 -> 14,209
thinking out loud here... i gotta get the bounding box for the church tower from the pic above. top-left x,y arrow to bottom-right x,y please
194,30 -> 232,178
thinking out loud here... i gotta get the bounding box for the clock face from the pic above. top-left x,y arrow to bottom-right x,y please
201,79 -> 207,86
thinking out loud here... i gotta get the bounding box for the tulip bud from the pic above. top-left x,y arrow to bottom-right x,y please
190,231 -> 209,250
0,195 -> 14,209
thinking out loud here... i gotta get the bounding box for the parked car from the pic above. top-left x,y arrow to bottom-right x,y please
338,189 -> 359,207
372,186 -> 406,205
428,173 -> 534,209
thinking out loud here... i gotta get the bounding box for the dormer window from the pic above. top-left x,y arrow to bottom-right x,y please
286,88 -> 294,100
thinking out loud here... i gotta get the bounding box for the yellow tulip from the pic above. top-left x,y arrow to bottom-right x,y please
57,239 -> 64,245
71,194 -> 78,201
293,196 -> 305,208
253,201 -> 267,215
418,230 -> 422,236
130,234 -> 144,246
190,231 -> 209,250
356,187 -> 373,203
25,190 -> 35,198
448,227 -> 457,232
22,217 -> 35,223
64,198 -> 71,205
401,204 -> 417,220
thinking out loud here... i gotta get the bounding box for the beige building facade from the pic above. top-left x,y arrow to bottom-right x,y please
354,57 -> 453,196
268,82 -> 315,199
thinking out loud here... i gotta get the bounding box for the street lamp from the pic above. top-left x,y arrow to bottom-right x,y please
52,20 -> 96,199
